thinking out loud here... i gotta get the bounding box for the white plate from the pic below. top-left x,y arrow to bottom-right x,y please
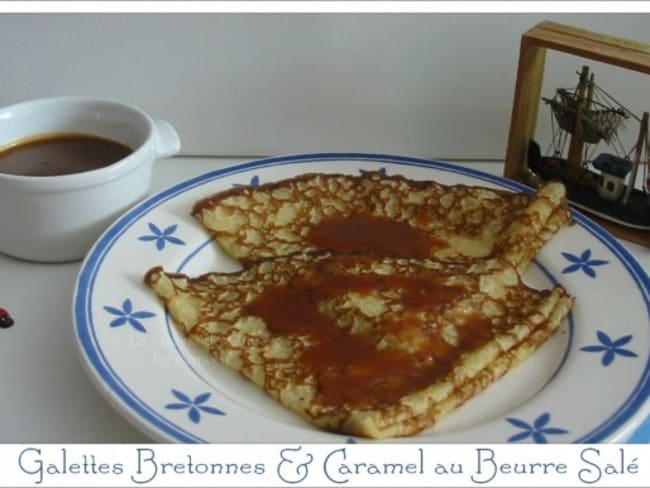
73,153 -> 650,443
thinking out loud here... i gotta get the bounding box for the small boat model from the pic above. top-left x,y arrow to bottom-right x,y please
527,65 -> 650,230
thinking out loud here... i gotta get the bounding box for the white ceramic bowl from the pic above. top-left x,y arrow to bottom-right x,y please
0,96 -> 181,262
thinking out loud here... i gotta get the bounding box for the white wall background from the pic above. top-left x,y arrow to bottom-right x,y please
1,13 -> 649,160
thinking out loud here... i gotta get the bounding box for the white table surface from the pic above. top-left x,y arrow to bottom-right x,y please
1,156 -> 648,443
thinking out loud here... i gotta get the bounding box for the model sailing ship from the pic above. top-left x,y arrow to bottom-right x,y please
527,65 -> 650,230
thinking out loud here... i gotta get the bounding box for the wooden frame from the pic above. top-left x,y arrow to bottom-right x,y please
504,21 -> 650,245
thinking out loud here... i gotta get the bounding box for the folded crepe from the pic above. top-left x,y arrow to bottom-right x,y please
145,252 -> 573,439
192,172 -> 572,274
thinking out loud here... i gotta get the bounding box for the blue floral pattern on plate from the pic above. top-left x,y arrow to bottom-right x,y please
238,169 -> 387,189
72,153 -> 650,443
359,167 -> 386,175
104,299 -> 155,333
581,331 -> 639,366
561,249 -> 609,278
506,413 -> 569,443
138,223 -> 186,250
234,175 -> 260,187
165,389 -> 225,423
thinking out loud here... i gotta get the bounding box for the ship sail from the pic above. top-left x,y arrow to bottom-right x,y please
544,88 -> 627,144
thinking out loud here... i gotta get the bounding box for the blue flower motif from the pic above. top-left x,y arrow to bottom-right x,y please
506,413 -> 568,443
103,299 -> 155,333
581,331 -> 638,366
234,175 -> 260,187
359,167 -> 386,176
138,223 -> 185,250
561,249 -> 608,278
165,390 -> 225,423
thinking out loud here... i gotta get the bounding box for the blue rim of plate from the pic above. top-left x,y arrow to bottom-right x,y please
73,152 -> 650,443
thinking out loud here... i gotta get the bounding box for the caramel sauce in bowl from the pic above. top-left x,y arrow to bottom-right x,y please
0,96 -> 180,262
0,133 -> 133,177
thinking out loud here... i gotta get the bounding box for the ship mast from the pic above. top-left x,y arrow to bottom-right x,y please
566,65 -> 591,179
622,111 -> 649,204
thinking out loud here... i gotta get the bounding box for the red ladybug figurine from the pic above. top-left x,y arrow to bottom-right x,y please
0,307 -> 14,328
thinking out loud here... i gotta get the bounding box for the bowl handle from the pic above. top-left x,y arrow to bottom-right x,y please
152,118 -> 181,158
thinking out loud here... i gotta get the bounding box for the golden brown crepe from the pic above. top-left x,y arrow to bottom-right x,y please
145,253 -> 573,439
191,172 -> 572,274
145,171 -> 574,439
